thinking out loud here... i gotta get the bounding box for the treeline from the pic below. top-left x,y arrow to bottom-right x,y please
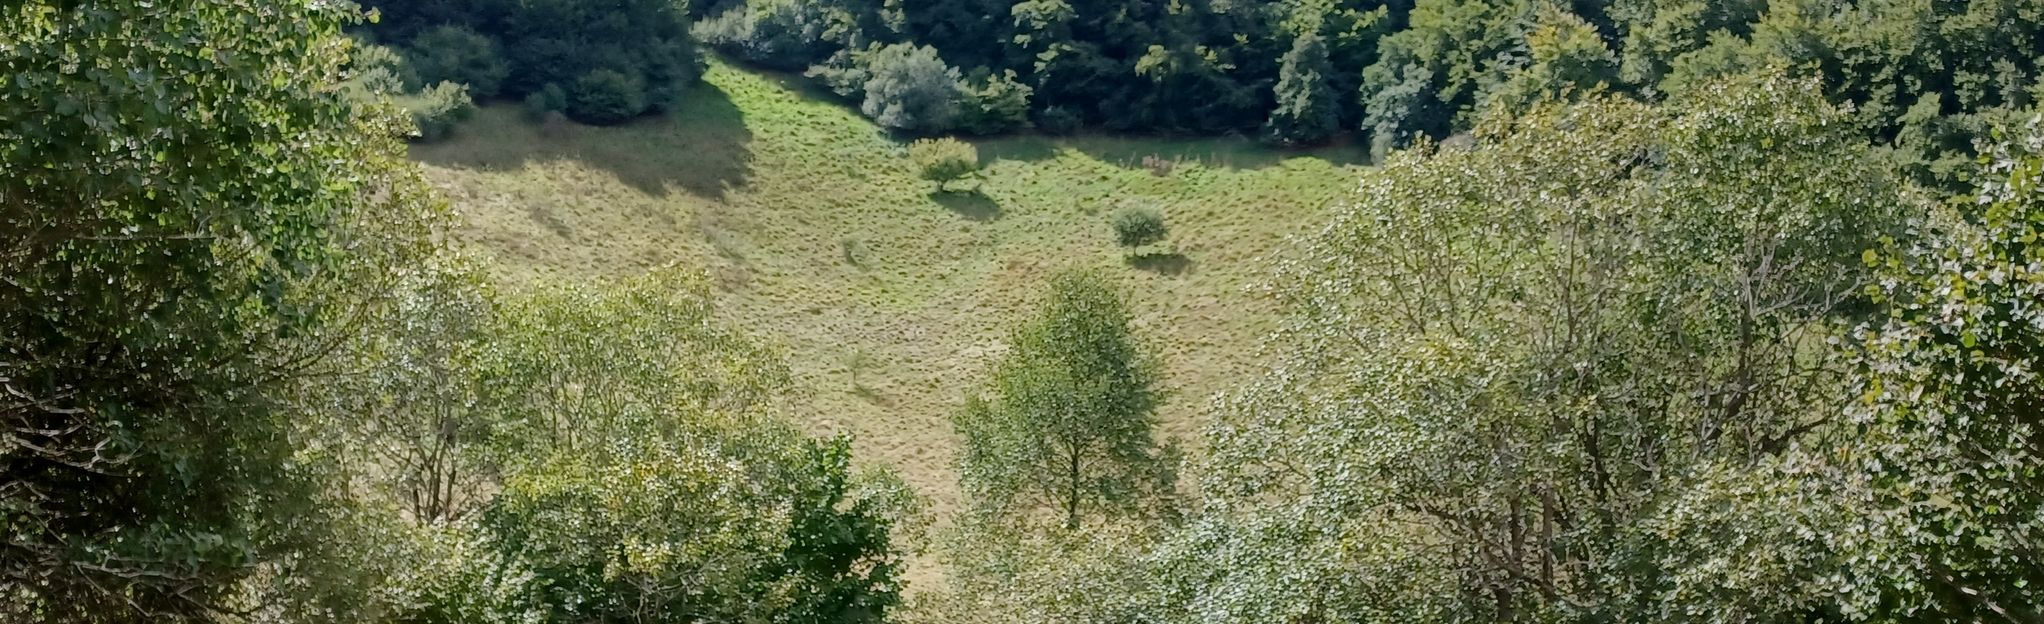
364,0 -> 2040,184
362,0 -> 702,125
692,0 -> 2043,175
912,72 -> 2044,623
3,3 -> 903,622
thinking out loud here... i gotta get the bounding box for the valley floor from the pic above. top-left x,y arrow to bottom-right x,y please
410,57 -> 1365,535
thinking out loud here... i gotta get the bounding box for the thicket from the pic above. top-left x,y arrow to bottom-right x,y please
366,0 -> 703,124
691,0 -> 2039,184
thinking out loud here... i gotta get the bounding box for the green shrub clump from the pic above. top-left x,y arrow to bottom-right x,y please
1109,207 -> 1168,248
909,137 -> 980,191
523,83 -> 568,121
569,70 -> 647,125
400,81 -> 477,142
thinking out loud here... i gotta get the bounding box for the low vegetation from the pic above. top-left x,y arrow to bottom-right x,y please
909,137 -> 981,191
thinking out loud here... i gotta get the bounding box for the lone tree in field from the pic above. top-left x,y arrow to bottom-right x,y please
953,270 -> 1173,529
2,1 -> 441,618
910,137 -> 981,192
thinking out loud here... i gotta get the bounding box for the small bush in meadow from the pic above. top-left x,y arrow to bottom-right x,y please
910,137 -> 980,191
1109,207 -> 1168,248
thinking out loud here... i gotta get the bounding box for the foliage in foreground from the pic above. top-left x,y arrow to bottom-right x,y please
923,73 -> 2044,624
0,1 -> 444,620
3,3 -> 915,622
326,269 -> 917,624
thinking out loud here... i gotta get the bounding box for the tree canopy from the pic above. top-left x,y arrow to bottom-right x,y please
953,270 -> 1174,530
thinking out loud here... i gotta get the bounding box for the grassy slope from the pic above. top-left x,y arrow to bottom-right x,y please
411,60 -> 1364,519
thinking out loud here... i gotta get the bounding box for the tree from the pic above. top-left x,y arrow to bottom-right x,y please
861,43 -> 964,134
1109,207 -> 1168,248
406,24 -> 508,99
1182,72 -> 1907,621
368,0 -> 703,121
1841,118 -> 2044,619
1265,33 -> 1341,146
568,69 -> 648,125
1484,6 -> 1618,110
954,270 -> 1174,530
909,137 -> 981,191
1,1 -> 444,619
958,69 -> 1035,135
373,269 -> 914,624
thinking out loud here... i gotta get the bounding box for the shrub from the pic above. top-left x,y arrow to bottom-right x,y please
957,70 -> 1033,135
909,137 -> 980,191
695,0 -> 831,70
568,69 -> 647,125
860,43 -> 963,134
346,42 -> 416,97
400,81 -> 476,142
406,24 -> 508,98
522,82 -> 567,122
1109,207 -> 1168,247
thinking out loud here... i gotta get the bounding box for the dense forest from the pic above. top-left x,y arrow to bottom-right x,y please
364,0 -> 2041,185
5,0 -> 2044,623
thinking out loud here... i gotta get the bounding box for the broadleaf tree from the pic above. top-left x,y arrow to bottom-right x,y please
1,0 -> 445,619
953,270 -> 1175,530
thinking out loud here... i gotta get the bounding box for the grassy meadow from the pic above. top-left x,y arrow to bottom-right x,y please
409,60 -> 1368,521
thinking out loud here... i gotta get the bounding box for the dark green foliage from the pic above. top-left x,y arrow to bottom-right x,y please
367,0 -> 702,123
957,70 -> 1035,135
522,82 -> 568,121
490,0 -> 2042,170
768,436 -> 910,623
402,81 -> 478,141
861,43 -> 964,134
694,0 -> 835,70
1266,33 -> 1341,146
406,24 -> 508,99
953,271 -> 1174,529
1109,207 -> 1168,247
569,69 -> 647,125
1,1 -> 443,619
1035,105 -> 1082,135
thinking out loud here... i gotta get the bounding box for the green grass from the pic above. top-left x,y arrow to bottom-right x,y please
410,60 -> 1366,524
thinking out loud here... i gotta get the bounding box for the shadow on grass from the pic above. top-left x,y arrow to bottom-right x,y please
1127,252 -> 1194,276
932,190 -> 1001,222
411,83 -> 754,199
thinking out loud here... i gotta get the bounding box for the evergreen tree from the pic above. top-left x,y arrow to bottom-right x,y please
1266,32 -> 1341,146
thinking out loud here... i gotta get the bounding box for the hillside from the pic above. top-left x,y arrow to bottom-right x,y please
408,60 -> 1368,513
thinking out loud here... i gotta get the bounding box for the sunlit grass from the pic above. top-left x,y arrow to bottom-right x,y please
410,58 -> 1367,529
